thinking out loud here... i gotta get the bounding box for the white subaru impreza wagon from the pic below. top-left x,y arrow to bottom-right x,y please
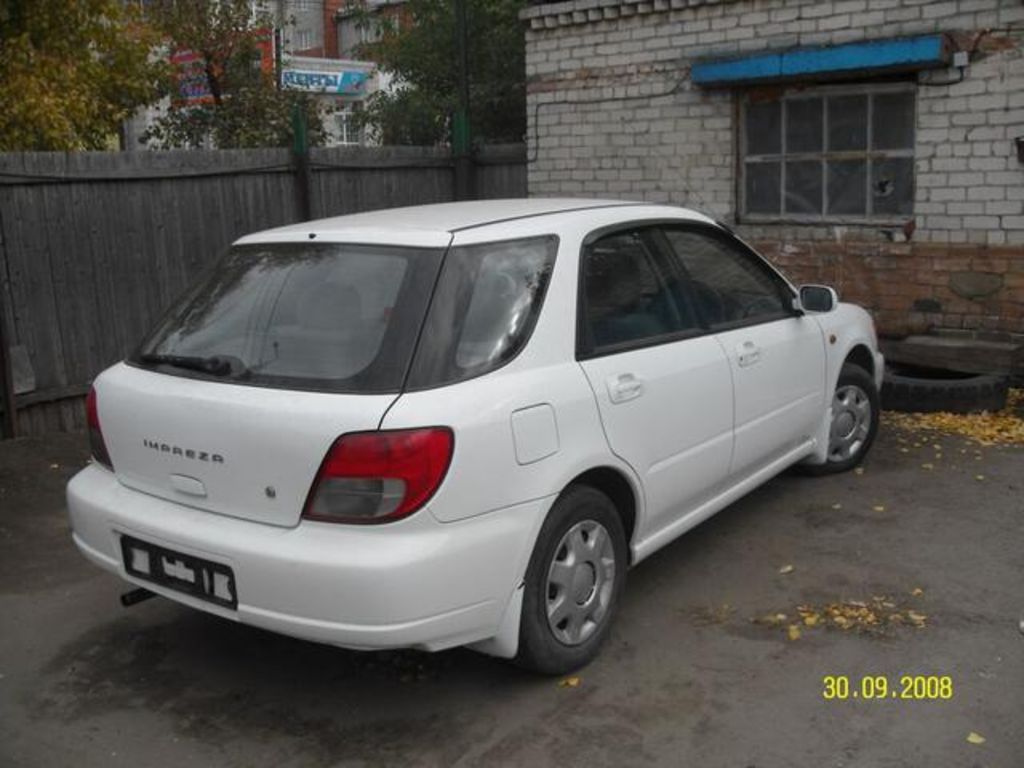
68,199 -> 883,673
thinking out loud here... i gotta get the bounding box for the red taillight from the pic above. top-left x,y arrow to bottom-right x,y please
86,386 -> 114,471
303,428 -> 454,524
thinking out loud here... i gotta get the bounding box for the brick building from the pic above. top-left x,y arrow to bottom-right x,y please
522,0 -> 1024,336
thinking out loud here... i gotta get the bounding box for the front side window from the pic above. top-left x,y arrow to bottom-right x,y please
661,227 -> 791,328
134,243 -> 444,393
580,230 -> 699,355
406,236 -> 557,389
742,84 -> 915,221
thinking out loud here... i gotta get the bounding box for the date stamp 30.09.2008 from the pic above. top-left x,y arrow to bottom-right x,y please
822,675 -> 953,701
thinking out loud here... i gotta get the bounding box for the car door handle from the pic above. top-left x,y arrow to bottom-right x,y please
607,373 -> 644,403
736,341 -> 761,367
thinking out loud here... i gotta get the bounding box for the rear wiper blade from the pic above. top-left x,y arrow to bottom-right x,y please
139,353 -> 237,377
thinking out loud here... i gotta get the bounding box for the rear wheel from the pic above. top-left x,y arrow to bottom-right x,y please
803,363 -> 879,476
515,485 -> 627,675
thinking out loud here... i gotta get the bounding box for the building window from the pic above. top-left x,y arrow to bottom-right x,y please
338,12 -> 394,59
741,84 -> 915,222
337,109 -> 363,146
294,28 -> 314,51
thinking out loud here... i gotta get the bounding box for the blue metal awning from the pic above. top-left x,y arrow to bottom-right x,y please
692,34 -> 949,87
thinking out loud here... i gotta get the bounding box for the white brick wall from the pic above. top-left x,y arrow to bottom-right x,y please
524,0 -> 1024,245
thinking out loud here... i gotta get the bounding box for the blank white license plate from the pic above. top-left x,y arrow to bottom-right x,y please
120,535 -> 236,609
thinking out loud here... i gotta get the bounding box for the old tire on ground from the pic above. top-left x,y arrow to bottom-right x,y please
801,363 -> 880,476
515,485 -> 628,675
881,364 -> 1008,414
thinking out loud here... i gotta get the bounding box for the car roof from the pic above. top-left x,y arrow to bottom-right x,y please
234,199 -> 715,248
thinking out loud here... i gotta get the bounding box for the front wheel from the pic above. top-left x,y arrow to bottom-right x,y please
804,363 -> 879,475
515,485 -> 628,675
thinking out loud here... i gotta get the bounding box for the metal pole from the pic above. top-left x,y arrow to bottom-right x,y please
291,103 -> 313,221
452,0 -> 474,200
274,27 -> 283,90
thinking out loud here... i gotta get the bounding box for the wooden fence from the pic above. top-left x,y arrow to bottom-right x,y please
0,144 -> 527,437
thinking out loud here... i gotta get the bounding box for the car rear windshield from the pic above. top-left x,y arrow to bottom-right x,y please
133,242 -> 445,393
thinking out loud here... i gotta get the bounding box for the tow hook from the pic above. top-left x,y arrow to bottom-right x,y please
120,587 -> 156,607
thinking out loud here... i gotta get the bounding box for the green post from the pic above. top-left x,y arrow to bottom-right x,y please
291,103 -> 312,221
452,0 -> 474,200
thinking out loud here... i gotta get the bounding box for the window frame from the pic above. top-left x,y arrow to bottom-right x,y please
739,81 -> 917,226
404,234 -> 560,392
576,223 -> 723,361
654,222 -> 800,333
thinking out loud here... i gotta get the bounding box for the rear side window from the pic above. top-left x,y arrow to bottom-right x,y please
406,236 -> 557,389
579,230 -> 699,355
133,243 -> 444,393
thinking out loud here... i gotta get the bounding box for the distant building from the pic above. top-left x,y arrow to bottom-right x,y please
124,0 -> 384,148
271,0 -> 388,146
280,55 -> 380,145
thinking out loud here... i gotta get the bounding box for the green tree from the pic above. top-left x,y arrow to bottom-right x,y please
353,0 -> 526,145
144,0 -> 325,149
0,0 -> 167,151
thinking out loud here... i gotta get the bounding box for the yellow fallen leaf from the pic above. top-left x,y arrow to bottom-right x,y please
881,390 -> 1024,446
975,474 -> 985,481
787,624 -> 801,641
803,614 -> 820,627
911,587 -> 924,596
778,564 -> 794,575
559,676 -> 581,688
966,732 -> 986,745
873,505 -> 886,512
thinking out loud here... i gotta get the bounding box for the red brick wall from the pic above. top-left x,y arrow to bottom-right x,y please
755,242 -> 1024,337
323,0 -> 347,58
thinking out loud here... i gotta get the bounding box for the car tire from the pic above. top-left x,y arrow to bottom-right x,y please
881,365 -> 1008,414
515,485 -> 628,675
801,363 -> 879,476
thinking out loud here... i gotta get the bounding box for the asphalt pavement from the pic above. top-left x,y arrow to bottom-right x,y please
1,426 -> 1021,767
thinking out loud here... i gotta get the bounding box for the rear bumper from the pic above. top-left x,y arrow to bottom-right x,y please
67,464 -> 548,653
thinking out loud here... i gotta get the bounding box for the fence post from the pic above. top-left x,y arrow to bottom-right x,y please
452,0 -> 475,200
291,104 -> 313,221
0,286 -> 16,439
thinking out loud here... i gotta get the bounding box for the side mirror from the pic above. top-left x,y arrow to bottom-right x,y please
798,284 -> 838,313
